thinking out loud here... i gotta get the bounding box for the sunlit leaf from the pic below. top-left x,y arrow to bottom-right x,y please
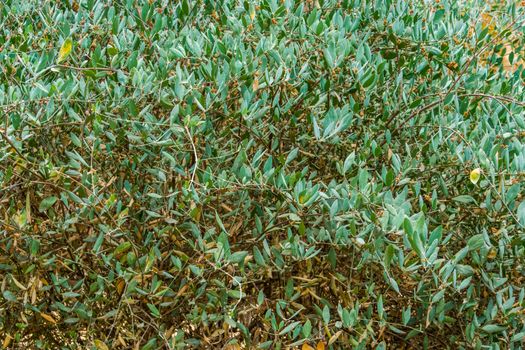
469,168 -> 481,185
57,38 -> 72,63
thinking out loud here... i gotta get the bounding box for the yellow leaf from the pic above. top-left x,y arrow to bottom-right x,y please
15,211 -> 27,228
94,339 -> 109,350
481,13 -> 495,34
11,275 -> 27,291
116,279 -> 126,295
302,344 -> 315,350
299,194 -> 306,204
57,38 -> 73,63
469,168 -> 481,185
316,342 -> 325,350
328,330 -> 343,345
40,312 -> 56,324
2,334 -> 12,349
117,334 -> 127,347
250,8 -> 255,20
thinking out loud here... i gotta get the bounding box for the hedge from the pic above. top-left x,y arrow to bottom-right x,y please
1,0 -> 525,349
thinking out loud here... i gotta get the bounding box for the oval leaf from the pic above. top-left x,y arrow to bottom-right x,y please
469,168 -> 481,185
57,38 -> 73,63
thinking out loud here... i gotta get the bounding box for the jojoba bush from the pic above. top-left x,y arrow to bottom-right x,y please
1,0 -> 525,349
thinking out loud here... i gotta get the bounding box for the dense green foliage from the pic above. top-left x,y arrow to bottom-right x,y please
1,0 -> 525,348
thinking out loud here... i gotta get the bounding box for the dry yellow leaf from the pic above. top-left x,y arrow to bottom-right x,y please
117,334 -> 127,347
94,339 -> 109,350
2,334 -> 12,349
328,330 -> 343,345
116,279 -> 126,295
11,275 -> 27,291
302,343 -> 315,350
176,284 -> 189,298
317,341 -> 325,350
57,38 -> 73,63
481,12 -> 496,34
40,312 -> 56,324
31,284 -> 37,304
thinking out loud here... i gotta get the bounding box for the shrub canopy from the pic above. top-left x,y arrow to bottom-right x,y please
1,0 -> 525,349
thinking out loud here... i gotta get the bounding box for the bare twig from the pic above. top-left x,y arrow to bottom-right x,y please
185,125 -> 199,187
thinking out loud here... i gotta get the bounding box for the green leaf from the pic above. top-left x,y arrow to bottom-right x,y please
377,295 -> 384,319
322,305 -> 330,324
433,9 -> 445,22
227,289 -> 244,299
253,246 -> 266,266
452,195 -> 476,204
431,289 -> 446,303
511,332 -> 525,342
229,251 -> 248,264
517,201 -> 525,226
481,324 -> 506,334
93,232 -> 105,253
3,290 -> 16,302
147,303 -> 160,318
285,148 -> 299,166
302,319 -> 312,337
114,242 -> 132,255
467,234 -> 485,251
278,321 -> 300,336
380,49 -> 397,60
257,290 -> 265,306
361,71 -> 377,88
39,196 -> 58,212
